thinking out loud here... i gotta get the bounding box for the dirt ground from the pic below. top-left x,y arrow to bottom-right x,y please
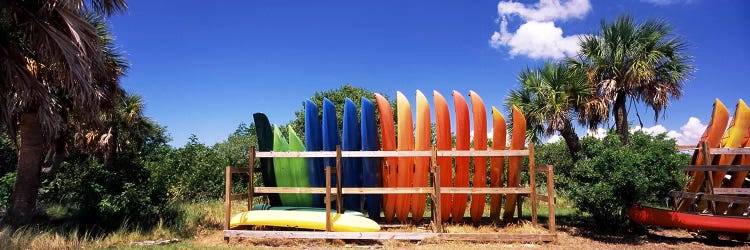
191,222 -> 750,249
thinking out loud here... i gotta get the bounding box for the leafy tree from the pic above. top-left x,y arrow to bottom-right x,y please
569,15 -> 694,144
506,62 -> 607,161
567,131 -> 688,229
0,1 -> 128,225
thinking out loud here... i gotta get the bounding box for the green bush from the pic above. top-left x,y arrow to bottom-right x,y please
567,131 -> 688,229
0,173 -> 15,210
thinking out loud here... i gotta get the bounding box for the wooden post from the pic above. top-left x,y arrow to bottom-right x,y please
529,143 -> 537,225
325,166 -> 333,232
430,146 -> 443,233
248,146 -> 256,211
224,166 -> 232,242
546,165 -> 556,233
701,141 -> 717,214
336,145 -> 343,214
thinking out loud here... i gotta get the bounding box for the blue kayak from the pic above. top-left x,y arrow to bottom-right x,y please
304,100 -> 325,207
342,98 -> 363,211
360,98 -> 382,219
321,98 -> 340,206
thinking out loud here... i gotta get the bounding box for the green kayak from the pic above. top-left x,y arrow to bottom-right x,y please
287,125 -> 313,206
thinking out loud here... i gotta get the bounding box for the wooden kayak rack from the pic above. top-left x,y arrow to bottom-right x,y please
671,141 -> 750,215
223,143 -> 557,242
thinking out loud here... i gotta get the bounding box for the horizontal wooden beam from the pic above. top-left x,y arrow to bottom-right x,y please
253,187 -> 531,194
440,233 -> 556,242
679,165 -> 750,171
709,148 -> 750,155
254,149 -> 529,158
669,191 -> 750,205
223,230 -> 556,242
713,188 -> 750,195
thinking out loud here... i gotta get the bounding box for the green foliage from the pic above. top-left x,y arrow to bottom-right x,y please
0,173 -> 14,210
534,141 -> 575,192
565,131 -> 689,229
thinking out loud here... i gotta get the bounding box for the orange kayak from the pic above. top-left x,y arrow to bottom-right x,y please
412,90 -> 431,222
396,91 -> 414,222
433,91 -> 453,222
374,93 -> 398,222
503,105 -> 526,221
728,127 -> 750,215
451,91 -> 470,222
710,99 -> 750,213
630,205 -> 750,234
469,91 -> 488,222
677,99 -> 729,211
489,106 -> 507,222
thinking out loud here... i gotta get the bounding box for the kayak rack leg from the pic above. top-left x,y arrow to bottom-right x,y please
529,143 -> 537,226
430,146 -> 443,233
248,146 -> 255,211
224,166 -> 232,242
701,141 -> 717,214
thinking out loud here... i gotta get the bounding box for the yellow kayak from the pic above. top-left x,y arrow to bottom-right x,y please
230,210 -> 380,232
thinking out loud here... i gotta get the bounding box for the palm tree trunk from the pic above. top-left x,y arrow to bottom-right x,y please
8,112 -> 45,226
613,91 -> 629,145
560,120 -> 581,162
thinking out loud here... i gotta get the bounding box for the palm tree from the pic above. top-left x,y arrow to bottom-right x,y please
506,62 -> 607,161
569,15 -> 694,144
0,0 -> 128,225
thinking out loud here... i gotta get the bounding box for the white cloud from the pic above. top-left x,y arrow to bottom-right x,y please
585,127 -> 607,139
497,0 -> 591,22
490,0 -> 590,59
631,117 -> 707,145
546,134 -> 562,143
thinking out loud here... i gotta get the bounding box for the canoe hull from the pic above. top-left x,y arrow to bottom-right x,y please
629,205 -> 750,234
433,91 -> 453,222
374,93 -> 398,222
469,91 -> 487,223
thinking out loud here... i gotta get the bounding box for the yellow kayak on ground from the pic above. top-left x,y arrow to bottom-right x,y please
230,210 -> 380,232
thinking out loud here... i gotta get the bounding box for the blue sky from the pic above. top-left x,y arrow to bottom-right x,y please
108,0 -> 750,146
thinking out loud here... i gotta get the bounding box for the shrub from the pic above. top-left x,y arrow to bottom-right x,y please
567,131 -> 689,229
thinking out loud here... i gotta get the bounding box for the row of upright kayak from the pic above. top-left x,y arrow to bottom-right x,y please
252,90 -> 528,223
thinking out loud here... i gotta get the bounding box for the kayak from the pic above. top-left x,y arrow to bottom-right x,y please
677,99 -> 729,212
629,205 -> 750,234
396,91 -> 414,222
469,90 -> 488,223
273,126 -> 298,205
304,100 -> 325,207
374,93 -> 398,222
252,204 -> 365,217
710,99 -> 750,213
433,90 -> 453,222
342,98 -> 363,211
412,90 -> 431,222
489,106 -> 507,222
503,105 -> 526,221
451,91 -> 470,222
230,210 -> 380,232
287,126 -> 313,206
252,113 -> 282,206
360,98 -> 382,219
322,98 -> 340,206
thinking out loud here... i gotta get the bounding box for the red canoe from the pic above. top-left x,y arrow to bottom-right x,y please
629,205 -> 750,233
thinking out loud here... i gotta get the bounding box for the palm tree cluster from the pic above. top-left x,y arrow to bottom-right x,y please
0,0 -> 128,225
506,15 -> 694,159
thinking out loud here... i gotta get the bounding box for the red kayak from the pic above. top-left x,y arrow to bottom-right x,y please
629,205 -> 750,233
